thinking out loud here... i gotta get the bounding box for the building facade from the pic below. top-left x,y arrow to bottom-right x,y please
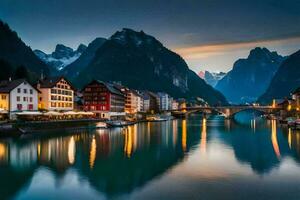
292,87 -> 300,109
0,79 -> 39,118
37,77 -> 74,111
82,80 -> 125,114
157,92 -> 171,111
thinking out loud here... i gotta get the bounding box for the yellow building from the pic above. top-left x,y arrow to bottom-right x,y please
37,77 -> 75,111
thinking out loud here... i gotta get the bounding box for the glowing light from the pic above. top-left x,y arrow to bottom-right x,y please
68,136 -> 76,165
272,99 -> 276,108
271,120 -> 281,159
200,118 -> 207,153
182,119 -> 187,152
89,136 -> 96,169
287,104 -> 292,111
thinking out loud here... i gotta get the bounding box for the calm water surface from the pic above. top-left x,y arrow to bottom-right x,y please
1,112 -> 300,200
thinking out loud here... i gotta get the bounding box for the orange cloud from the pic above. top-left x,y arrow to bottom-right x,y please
174,36 -> 300,59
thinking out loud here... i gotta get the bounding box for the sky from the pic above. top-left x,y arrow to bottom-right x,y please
1,0 -> 300,73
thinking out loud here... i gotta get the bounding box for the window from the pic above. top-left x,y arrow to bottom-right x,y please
17,88 -> 21,93
28,104 -> 33,110
30,97 -> 33,102
16,96 -> 20,102
24,89 -> 27,93
23,97 -> 27,102
17,104 -> 22,110
1,95 -> 6,100
30,89 -> 33,94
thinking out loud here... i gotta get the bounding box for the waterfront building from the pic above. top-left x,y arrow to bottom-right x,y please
157,92 -> 171,111
37,77 -> 75,111
140,91 -> 150,112
114,85 -> 140,114
292,87 -> 300,110
147,92 -> 159,113
136,92 -> 144,112
172,99 -> 179,110
0,79 -> 39,119
82,80 -> 125,119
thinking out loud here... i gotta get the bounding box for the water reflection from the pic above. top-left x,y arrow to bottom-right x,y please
1,114 -> 300,199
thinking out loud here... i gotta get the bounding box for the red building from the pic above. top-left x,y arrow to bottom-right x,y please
82,80 -> 125,113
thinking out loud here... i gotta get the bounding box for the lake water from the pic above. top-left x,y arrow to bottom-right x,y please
1,112 -> 300,200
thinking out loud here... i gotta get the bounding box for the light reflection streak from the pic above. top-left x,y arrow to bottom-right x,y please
200,118 -> 207,153
288,128 -> 292,149
68,136 -> 75,165
89,136 -> 96,169
182,119 -> 187,152
271,120 -> 281,159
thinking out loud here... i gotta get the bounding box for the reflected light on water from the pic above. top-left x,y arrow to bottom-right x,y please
200,118 -> 207,153
271,120 -> 281,159
173,120 -> 178,147
124,126 -> 134,158
288,128 -> 292,149
89,136 -> 96,169
68,136 -> 76,165
182,119 -> 187,152
0,143 -> 6,161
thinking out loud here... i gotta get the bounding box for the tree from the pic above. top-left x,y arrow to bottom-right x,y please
14,65 -> 29,80
0,59 -> 14,81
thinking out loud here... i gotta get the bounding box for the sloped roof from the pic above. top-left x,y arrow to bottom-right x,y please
84,80 -> 124,96
38,76 -> 75,90
0,79 -> 28,93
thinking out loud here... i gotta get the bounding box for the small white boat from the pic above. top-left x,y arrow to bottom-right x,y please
147,116 -> 168,122
95,122 -> 108,129
106,120 -> 135,127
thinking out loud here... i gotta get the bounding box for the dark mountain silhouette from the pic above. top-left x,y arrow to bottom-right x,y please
0,20 -> 51,81
258,49 -> 300,104
62,37 -> 107,79
216,47 -> 285,104
72,28 -> 227,105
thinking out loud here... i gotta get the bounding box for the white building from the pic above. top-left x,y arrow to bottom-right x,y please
0,79 -> 39,118
157,92 -> 171,111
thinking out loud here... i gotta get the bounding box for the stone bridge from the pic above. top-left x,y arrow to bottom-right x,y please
172,106 -> 279,118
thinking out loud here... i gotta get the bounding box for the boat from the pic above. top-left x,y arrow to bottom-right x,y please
95,122 -> 108,129
106,120 -> 135,127
147,116 -> 168,122
288,119 -> 300,129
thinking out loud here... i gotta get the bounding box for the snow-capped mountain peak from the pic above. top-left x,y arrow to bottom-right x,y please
34,43 -> 87,71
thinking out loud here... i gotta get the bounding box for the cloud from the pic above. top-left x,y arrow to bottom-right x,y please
174,36 -> 300,60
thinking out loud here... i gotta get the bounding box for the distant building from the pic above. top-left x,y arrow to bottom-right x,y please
139,91 -> 151,112
157,92 -> 171,111
147,92 -> 159,113
37,77 -> 75,111
292,87 -> 300,109
172,99 -> 179,110
0,79 -> 39,118
82,80 -> 125,118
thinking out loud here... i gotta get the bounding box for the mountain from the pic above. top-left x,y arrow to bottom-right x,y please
258,50 -> 300,104
34,44 -> 87,71
0,20 -> 51,81
199,71 -> 226,87
215,47 -> 285,104
72,28 -> 227,105
62,38 -> 107,79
